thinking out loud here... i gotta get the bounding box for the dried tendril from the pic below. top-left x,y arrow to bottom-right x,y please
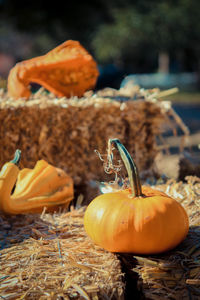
94,144 -> 129,191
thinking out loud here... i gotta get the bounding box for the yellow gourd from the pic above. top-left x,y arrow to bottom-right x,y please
0,150 -> 74,214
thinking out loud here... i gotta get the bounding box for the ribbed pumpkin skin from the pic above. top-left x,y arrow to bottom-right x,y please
0,157 -> 74,214
84,186 -> 189,254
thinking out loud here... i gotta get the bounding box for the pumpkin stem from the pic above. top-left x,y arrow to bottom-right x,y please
108,139 -> 142,197
10,149 -> 21,166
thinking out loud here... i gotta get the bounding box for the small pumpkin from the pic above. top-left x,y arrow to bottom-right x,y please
7,40 -> 99,99
0,150 -> 74,214
84,139 -> 189,254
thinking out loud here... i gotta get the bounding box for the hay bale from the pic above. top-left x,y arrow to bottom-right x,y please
0,206 -> 124,299
1,177 -> 199,299
0,87 -> 173,202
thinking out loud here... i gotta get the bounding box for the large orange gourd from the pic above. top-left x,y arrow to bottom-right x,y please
7,40 -> 99,99
0,150 -> 74,214
84,139 -> 189,254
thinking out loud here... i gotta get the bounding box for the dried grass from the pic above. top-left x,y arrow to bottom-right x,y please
120,176 -> 200,300
0,86 -> 188,202
1,177 -> 200,299
0,206 -> 124,299
0,85 -> 196,299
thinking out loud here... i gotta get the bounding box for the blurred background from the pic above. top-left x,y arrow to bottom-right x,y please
0,0 -> 200,88
0,0 -> 199,138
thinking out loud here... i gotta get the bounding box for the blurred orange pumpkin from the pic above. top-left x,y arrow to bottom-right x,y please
7,40 -> 99,99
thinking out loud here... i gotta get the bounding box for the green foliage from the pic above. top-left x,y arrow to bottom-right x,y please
92,0 -> 200,69
0,0 -> 200,73
92,8 -> 144,62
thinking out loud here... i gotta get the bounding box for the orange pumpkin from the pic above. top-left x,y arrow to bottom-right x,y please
84,139 -> 189,254
7,40 -> 99,99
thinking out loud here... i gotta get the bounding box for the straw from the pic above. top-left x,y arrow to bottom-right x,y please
0,206 -> 124,299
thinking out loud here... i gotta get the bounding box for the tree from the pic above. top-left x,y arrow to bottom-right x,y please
0,0 -> 200,79
91,0 -> 200,74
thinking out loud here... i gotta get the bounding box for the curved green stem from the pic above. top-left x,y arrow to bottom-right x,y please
10,149 -> 21,166
108,139 -> 142,197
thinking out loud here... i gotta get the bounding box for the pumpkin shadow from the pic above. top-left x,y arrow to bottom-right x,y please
117,225 -> 200,299
117,253 -> 144,300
